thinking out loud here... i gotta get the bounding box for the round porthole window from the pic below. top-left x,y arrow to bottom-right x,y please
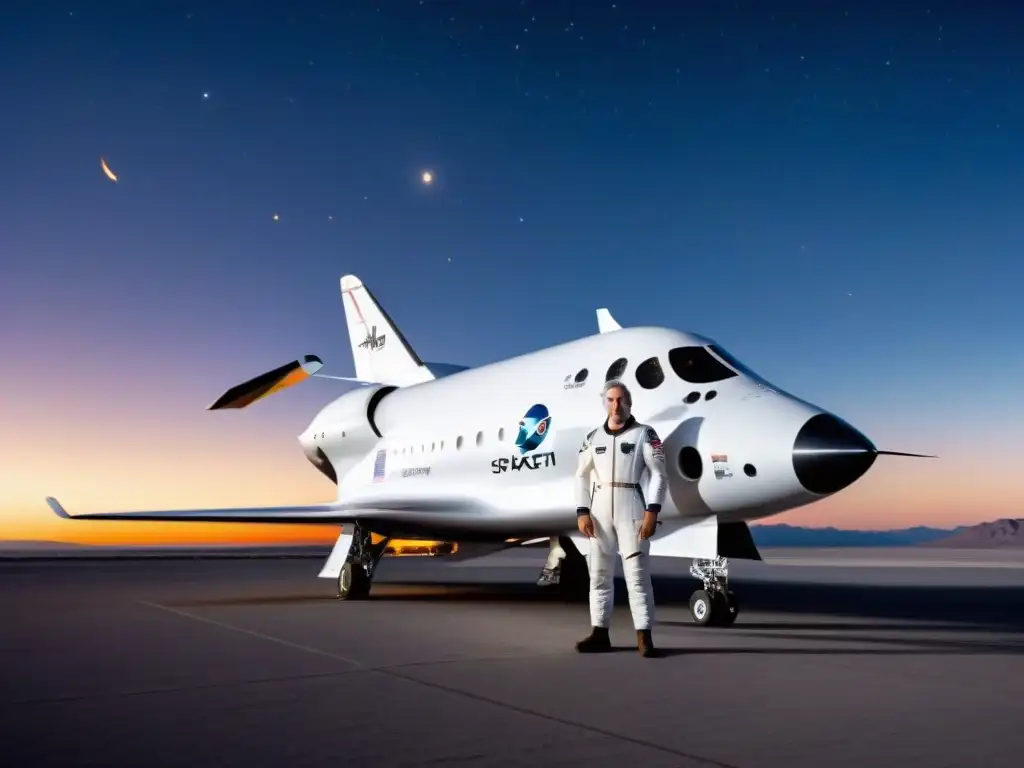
635,357 -> 665,389
606,357 -> 627,381
678,447 -> 703,481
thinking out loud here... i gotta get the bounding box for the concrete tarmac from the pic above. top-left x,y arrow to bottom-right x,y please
2,548 -> 1024,767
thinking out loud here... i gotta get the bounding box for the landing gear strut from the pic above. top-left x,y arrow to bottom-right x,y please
688,557 -> 739,626
536,536 -> 589,601
337,524 -> 389,600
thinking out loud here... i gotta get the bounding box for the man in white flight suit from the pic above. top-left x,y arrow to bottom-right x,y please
574,379 -> 667,658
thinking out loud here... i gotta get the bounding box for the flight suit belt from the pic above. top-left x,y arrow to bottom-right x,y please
598,482 -> 640,489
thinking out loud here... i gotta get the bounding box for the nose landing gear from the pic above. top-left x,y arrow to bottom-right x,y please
689,557 -> 739,626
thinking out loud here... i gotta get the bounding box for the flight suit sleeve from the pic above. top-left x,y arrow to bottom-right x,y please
575,430 -> 596,516
641,426 -> 667,515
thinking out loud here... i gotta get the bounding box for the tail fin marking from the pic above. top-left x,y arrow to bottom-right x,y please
340,275 -> 433,387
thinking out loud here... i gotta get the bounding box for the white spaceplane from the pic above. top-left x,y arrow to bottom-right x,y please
46,274 -> 932,626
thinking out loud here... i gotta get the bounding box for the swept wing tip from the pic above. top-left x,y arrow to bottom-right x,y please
46,496 -> 72,519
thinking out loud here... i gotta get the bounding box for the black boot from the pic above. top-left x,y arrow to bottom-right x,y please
575,626 -> 611,653
637,629 -> 661,658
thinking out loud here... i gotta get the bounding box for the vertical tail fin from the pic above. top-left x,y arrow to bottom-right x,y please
339,275 -> 434,387
596,308 -> 622,333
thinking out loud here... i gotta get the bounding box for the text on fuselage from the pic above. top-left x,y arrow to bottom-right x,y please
491,452 -> 557,473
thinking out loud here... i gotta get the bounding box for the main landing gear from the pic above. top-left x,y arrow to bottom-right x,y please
688,557 -> 739,627
536,536 -> 589,601
337,524 -> 389,601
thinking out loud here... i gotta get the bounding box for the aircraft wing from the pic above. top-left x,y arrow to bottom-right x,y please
46,496 -> 357,524
45,494 -> 485,526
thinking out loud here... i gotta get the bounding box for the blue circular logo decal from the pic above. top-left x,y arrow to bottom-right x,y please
515,404 -> 552,455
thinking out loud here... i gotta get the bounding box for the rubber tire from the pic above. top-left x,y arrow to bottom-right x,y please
689,589 -> 714,626
713,591 -> 739,626
337,561 -> 372,600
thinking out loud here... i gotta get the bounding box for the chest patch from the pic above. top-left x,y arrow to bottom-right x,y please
595,446 -> 607,454
621,442 -> 635,454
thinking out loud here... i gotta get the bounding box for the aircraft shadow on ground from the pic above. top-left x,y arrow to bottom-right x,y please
164,579 -> 1024,655
361,576 -> 1024,632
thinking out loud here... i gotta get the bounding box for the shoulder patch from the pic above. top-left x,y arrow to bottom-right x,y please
646,426 -> 664,459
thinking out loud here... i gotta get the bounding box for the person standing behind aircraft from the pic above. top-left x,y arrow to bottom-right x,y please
574,379 -> 667,657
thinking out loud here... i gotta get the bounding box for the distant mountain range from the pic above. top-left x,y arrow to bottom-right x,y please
751,519 -> 1024,548
0,541 -> 328,556
749,523 -> 965,547
919,519 -> 1024,549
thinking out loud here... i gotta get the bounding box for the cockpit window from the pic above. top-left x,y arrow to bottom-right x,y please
708,344 -> 777,388
667,346 -> 738,384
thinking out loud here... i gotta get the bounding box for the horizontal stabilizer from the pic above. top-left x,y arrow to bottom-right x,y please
207,355 -> 323,410
596,308 -> 622,333
313,373 -> 377,386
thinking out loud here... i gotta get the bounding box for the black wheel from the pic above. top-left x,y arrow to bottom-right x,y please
713,591 -> 739,626
689,589 -> 714,626
337,561 -> 371,600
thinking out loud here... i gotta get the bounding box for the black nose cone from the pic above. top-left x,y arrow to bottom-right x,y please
793,413 -> 877,495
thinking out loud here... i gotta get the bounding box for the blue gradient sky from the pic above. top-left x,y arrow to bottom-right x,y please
2,2 -> 1022,543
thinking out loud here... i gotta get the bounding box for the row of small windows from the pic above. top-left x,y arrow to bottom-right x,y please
386,346 -> 739,456
392,426 -> 507,456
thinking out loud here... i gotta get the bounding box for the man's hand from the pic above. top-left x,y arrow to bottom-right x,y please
578,513 -> 595,538
638,510 -> 658,540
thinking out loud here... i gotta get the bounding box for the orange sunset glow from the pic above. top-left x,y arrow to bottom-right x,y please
3,339 -> 1022,546
3,396 -> 1022,546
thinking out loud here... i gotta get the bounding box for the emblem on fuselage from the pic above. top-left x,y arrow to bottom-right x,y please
491,403 -> 557,474
515,403 -> 551,454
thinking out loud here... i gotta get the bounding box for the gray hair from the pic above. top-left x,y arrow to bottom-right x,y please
601,379 -> 632,406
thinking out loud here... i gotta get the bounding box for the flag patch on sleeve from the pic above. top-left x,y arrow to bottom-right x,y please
647,429 -> 664,459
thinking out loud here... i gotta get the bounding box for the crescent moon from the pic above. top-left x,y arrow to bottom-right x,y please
100,157 -> 118,183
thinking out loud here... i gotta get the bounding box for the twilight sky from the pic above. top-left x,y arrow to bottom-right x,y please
2,2 -> 1022,544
